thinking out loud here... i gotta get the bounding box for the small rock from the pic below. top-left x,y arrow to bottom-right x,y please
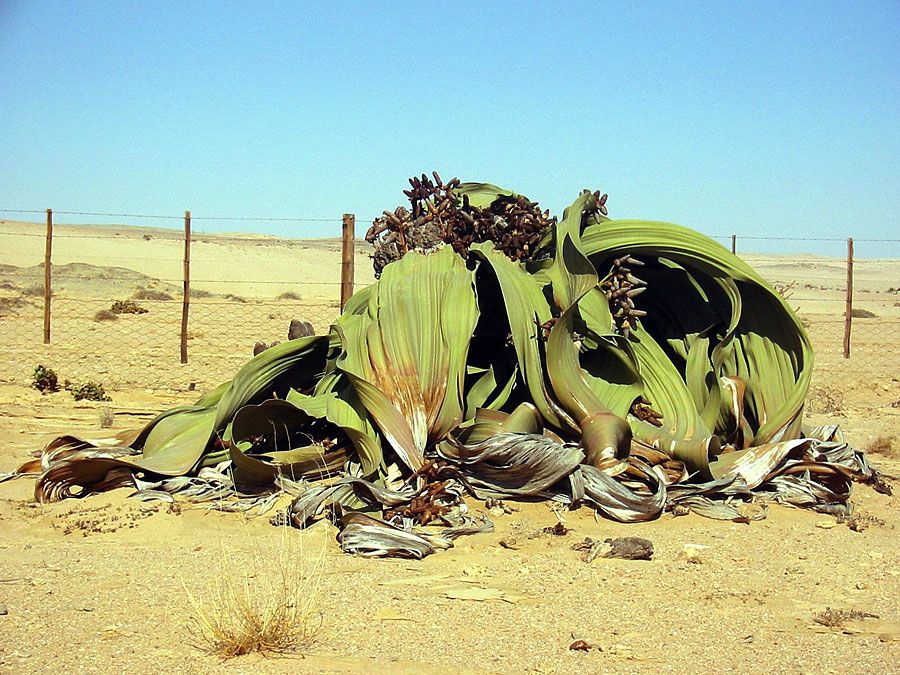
288,319 -> 315,340
815,520 -> 836,530
603,537 -> 653,560
485,498 -> 517,515
542,522 -> 571,536
0,603 -> 8,616
574,536 -> 654,562
499,538 -> 520,550
569,639 -> 600,652
678,543 -> 708,564
847,519 -> 868,533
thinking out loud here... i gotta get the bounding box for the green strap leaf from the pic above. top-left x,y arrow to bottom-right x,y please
335,246 -> 479,470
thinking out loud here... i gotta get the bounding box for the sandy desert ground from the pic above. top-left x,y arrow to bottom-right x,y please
0,219 -> 898,673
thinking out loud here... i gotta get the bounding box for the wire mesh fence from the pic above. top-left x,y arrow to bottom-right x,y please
1,297 -> 341,391
0,211 -> 897,397
739,252 -> 898,384
0,211 -> 367,391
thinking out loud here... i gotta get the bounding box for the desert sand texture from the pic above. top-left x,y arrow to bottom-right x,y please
0,219 -> 899,674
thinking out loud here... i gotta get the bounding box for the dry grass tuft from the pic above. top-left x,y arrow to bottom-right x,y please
94,309 -> 118,321
850,308 -> 877,319
133,288 -> 174,301
0,295 -> 31,315
813,607 -> 878,628
185,528 -> 324,659
99,407 -> 114,428
867,435 -> 898,459
22,283 -> 44,297
807,386 -> 844,415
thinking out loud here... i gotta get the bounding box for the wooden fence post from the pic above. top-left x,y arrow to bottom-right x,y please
731,234 -> 736,255
180,210 -> 191,364
43,209 -> 52,344
340,213 -> 355,311
843,237 -> 853,359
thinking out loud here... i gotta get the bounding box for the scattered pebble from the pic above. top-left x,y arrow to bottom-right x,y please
569,639 -> 600,652
678,543 -> 708,564
573,536 -> 654,562
0,603 -> 8,616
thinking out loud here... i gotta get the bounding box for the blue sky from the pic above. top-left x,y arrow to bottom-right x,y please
0,1 -> 897,256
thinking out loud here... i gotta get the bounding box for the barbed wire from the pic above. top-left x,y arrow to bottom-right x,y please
0,208 -> 337,223
3,209 -> 898,243
0,230 -> 337,242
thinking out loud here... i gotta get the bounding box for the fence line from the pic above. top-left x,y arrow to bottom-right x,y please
0,208 -> 336,222
1,208 -> 357,371
0,209 -> 897,391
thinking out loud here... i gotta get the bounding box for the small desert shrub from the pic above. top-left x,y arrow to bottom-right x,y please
133,288 -> 173,301
772,280 -> 796,301
192,289 -> 214,298
813,607 -> 878,628
32,365 -> 60,393
224,293 -> 247,303
94,309 -> 118,321
66,380 -> 111,402
111,299 -> 148,315
850,308 -> 876,319
185,530 -> 323,659
22,284 -> 44,297
277,291 -> 302,301
0,281 -> 17,290
867,435 -> 898,459
0,296 -> 29,315
99,407 -> 114,428
807,386 -> 843,415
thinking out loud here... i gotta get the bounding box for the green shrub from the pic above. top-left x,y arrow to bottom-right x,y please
111,299 -> 148,315
66,380 -> 111,402
32,365 -> 60,393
